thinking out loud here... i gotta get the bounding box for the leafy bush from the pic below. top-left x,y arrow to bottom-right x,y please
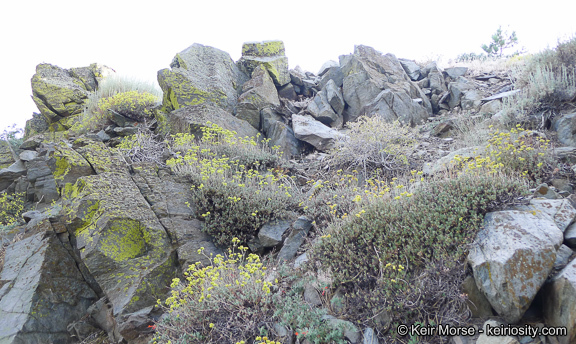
0,192 -> 25,229
481,26 -> 518,58
167,123 -> 296,247
451,125 -> 555,185
308,172 -> 527,333
153,239 -> 279,344
326,116 -> 419,179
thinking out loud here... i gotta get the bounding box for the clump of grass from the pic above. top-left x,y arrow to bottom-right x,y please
166,123 -> 296,247
326,116 -> 419,179
115,130 -> 168,166
69,75 -> 162,135
307,172 -> 527,334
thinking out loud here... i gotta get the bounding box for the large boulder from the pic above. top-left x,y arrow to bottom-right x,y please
267,121 -> 306,158
167,103 -> 260,139
0,231 -> 99,344
292,114 -> 345,151
236,65 -> 281,130
31,63 -> 114,126
238,40 -> 291,86
339,45 -> 432,123
542,260 -> 576,344
362,88 -> 429,126
553,112 -> 576,147
468,210 -> 564,323
448,76 -> 476,109
62,172 -> 177,319
398,59 -> 421,81
306,89 -> 343,128
0,160 -> 26,192
157,43 -> 248,113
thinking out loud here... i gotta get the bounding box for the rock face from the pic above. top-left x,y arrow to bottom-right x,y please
167,102 -> 260,139
553,112 -> 576,147
238,40 -> 291,86
236,65 -> 281,130
157,43 -> 248,113
30,63 -> 114,130
339,45 -> 432,124
542,260 -> 576,344
62,172 -> 177,317
468,210 -> 564,323
0,231 -> 99,343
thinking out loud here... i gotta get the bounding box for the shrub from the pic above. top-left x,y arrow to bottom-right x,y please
70,75 -> 162,135
481,26 -> 518,58
0,192 -> 25,229
115,130 -> 168,166
326,116 -> 419,179
308,172 -> 527,334
166,123 -> 296,247
0,124 -> 24,149
153,239 -> 279,344
451,124 -> 555,185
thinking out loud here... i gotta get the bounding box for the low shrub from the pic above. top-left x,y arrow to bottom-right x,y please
308,172 -> 527,334
153,239 -> 279,344
326,116 -> 419,179
116,130 -> 167,166
0,192 -> 25,229
167,123 -> 296,247
97,90 -> 158,122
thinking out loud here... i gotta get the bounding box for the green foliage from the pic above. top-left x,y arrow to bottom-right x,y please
481,26 -> 518,58
154,240 -> 279,344
455,52 -> 488,63
0,192 -> 25,229
0,124 -> 24,149
308,172 -> 527,330
97,90 -> 158,122
326,116 -> 419,179
69,75 -> 162,135
500,35 -> 576,125
166,123 -> 295,247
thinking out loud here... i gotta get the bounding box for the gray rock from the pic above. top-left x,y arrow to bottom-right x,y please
428,70 -> 447,95
168,103 -> 260,140
289,67 -> 305,86
258,219 -> 291,247
542,260 -> 576,344
0,160 -> 27,191
533,183 -> 559,199
476,320 -> 520,344
461,275 -> 493,318
565,223 -> 576,247
480,100 -> 503,115
307,90 -> 343,128
260,108 -> 283,136
21,210 -> 43,224
236,65 -> 281,130
363,327 -> 379,344
158,43 -> 248,113
303,284 -> 322,306
363,89 -> 429,126
448,77 -> 475,109
267,121 -> 306,158
555,245 -> 573,269
292,114 -> 345,151
0,231 -> 98,344
339,45 -> 431,123
553,112 -> 576,147
34,174 -> 59,203
277,216 -> 313,263
238,40 -> 290,86
318,60 -> 339,76
19,135 -> 44,151
512,198 -> 576,232
318,66 -> 345,90
461,89 -> 483,110
325,79 -> 345,115
398,59 -> 421,81
113,126 -> 139,137
294,253 -> 308,269
277,83 -> 297,100
430,121 -> 454,138
444,67 -> 468,79
468,210 -> 564,323
481,89 -> 521,101
18,150 -> 37,162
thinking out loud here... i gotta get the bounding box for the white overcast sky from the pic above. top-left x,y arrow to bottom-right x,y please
1,0 -> 575,134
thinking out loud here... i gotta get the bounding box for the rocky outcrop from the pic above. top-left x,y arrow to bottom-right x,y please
157,43 -> 248,113
30,63 -> 114,131
542,260 -> 576,344
339,45 -> 432,124
236,65 -> 281,130
238,40 -> 291,86
0,231 -> 99,343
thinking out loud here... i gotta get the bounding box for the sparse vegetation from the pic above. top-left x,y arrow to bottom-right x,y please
481,26 -> 519,58
0,192 -> 25,230
0,124 -> 24,149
